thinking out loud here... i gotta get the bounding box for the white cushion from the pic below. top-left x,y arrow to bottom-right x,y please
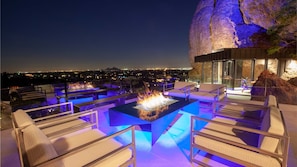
57,129 -> 133,167
174,81 -> 196,90
166,89 -> 188,98
199,84 -> 224,92
270,106 -> 284,134
52,129 -> 105,155
22,124 -> 63,167
190,92 -> 217,101
165,81 -> 196,98
258,106 -> 284,153
201,117 -> 248,145
41,119 -> 87,136
13,109 -> 34,128
221,104 -> 244,112
264,95 -> 277,107
194,135 -> 281,167
203,117 -> 258,146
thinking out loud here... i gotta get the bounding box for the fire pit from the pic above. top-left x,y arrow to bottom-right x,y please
134,90 -> 178,120
109,93 -> 195,145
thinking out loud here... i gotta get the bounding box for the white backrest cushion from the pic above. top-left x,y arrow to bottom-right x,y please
22,124 -> 63,167
174,81 -> 196,89
199,84 -> 224,93
258,106 -> 284,153
270,106 -> 284,135
199,84 -> 215,92
258,109 -> 270,149
264,95 -> 277,107
13,109 -> 34,128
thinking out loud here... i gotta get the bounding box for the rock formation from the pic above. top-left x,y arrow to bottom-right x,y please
189,0 -> 287,65
251,70 -> 297,104
288,77 -> 297,87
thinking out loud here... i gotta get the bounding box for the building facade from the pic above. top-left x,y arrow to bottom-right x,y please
193,48 -> 297,89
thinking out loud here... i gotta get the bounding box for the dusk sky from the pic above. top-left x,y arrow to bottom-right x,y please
1,0 -> 198,73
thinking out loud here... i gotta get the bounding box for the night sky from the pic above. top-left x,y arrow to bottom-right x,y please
2,0 -> 198,73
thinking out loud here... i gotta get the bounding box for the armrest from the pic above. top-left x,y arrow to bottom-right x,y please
192,116 -> 285,139
36,109 -> 98,129
178,84 -> 195,91
33,111 -> 73,122
24,102 -> 73,114
22,102 -> 74,122
36,109 -> 99,139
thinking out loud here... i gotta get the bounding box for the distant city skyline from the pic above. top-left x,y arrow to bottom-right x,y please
2,67 -> 193,74
1,0 -> 198,73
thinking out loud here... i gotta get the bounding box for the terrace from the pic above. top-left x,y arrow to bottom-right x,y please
1,85 -> 297,167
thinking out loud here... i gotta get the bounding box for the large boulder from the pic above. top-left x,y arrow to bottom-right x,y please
251,70 -> 297,104
189,0 -> 287,65
288,77 -> 297,87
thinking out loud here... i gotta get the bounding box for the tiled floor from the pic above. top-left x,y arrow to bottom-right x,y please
1,93 -> 297,167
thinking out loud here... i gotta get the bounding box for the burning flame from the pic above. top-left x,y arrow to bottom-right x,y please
136,90 -> 173,121
137,90 -> 171,111
68,82 -> 94,90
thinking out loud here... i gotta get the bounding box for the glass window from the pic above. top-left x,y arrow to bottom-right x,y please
235,60 -> 252,87
267,59 -> 278,74
254,59 -> 265,80
212,61 -> 222,84
222,60 -> 233,88
202,62 -> 212,83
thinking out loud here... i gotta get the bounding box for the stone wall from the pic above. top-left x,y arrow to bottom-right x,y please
242,60 -> 252,79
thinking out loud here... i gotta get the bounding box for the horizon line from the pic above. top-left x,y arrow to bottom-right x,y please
2,67 -> 193,74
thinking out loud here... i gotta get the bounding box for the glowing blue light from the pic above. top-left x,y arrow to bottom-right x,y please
58,97 -> 93,104
111,110 -> 197,149
156,110 -> 192,147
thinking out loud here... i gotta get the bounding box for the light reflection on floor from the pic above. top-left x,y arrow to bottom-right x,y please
51,95 -> 250,166
94,99 -> 215,166
110,111 -> 194,150
58,95 -> 108,104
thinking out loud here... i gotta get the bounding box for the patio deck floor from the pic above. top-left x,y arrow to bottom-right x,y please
1,92 -> 296,167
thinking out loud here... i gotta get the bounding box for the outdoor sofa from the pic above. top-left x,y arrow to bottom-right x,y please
164,82 -> 226,111
213,95 -> 278,126
190,95 -> 289,167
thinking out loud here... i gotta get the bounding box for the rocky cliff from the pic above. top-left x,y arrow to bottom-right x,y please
189,0 -> 287,65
